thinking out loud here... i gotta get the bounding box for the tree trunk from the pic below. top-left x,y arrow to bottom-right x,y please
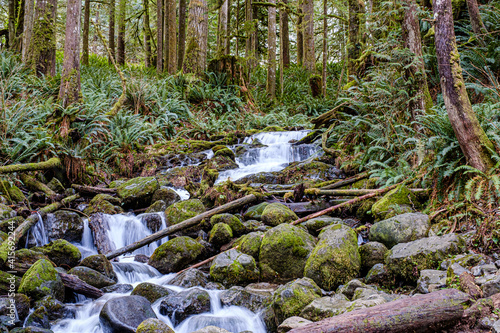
183,0 -> 208,76
177,0 -> 187,70
322,0 -> 327,97
402,0 -> 432,121
302,0 -> 314,71
297,1 -> 303,66
157,0 -> 164,72
0,157 -> 61,174
217,0 -> 229,56
280,0 -> 290,68
117,0 -> 126,65
8,0 -> 22,51
266,0 -> 277,99
22,0 -> 35,62
166,0 -> 177,74
347,0 -> 365,79
82,0 -> 91,65
245,0 -> 256,68
59,273 -> 104,299
143,0 -> 152,67
59,0 -> 82,108
89,213 -> 115,255
27,0 -> 57,76
108,0 -> 116,64
466,0 -> 487,39
434,0 -> 495,172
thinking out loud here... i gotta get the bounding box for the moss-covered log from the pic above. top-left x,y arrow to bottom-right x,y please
20,174 -> 56,197
0,157 -> 61,174
59,272 -> 104,299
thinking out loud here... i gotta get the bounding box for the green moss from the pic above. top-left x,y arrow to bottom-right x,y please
148,236 -> 204,274
131,282 -> 173,303
210,213 -> 245,236
0,181 -> 25,203
19,259 -> 64,301
33,239 -> 81,268
262,126 -> 284,132
209,249 -> 259,285
213,147 -> 236,161
271,277 -> 321,323
116,177 -> 159,209
371,185 -> 418,220
235,231 -> 264,259
244,202 -> 269,220
261,203 -> 298,226
209,222 -> 233,246
164,199 -> 205,226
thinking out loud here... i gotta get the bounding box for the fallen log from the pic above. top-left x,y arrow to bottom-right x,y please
320,171 -> 369,190
0,194 -> 80,265
106,194 -> 257,260
20,174 -> 57,198
71,184 -> 117,196
288,288 -> 470,333
271,188 -> 426,197
278,201 -> 346,214
0,157 -> 62,174
89,213 -> 115,255
59,272 -> 104,299
460,272 -> 483,300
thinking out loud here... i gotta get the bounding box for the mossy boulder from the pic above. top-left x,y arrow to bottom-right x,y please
271,277 -> 322,323
25,296 -> 75,328
0,271 -> 20,294
159,288 -> 211,325
67,266 -> 116,288
210,249 -> 259,286
365,263 -> 392,284
220,285 -> 274,312
299,294 -> 351,321
100,295 -> 157,333
44,211 -> 84,243
301,216 -> 343,235
164,199 -> 205,226
11,249 -> 49,275
385,233 -> 466,282
212,146 -> 236,160
369,213 -> 430,248
19,259 -> 64,302
261,203 -> 298,226
304,224 -> 361,290
33,239 -> 81,268
151,188 -> 181,207
145,200 -> 167,213
358,241 -> 388,271
0,204 -> 16,221
371,185 -> 418,220
117,177 -> 159,209
148,236 -> 204,274
91,194 -> 122,206
136,318 -> 174,333
84,197 -> 122,215
131,283 -> 175,303
208,223 -> 233,247
234,231 -> 264,260
243,202 -> 269,220
277,161 -> 343,184
0,181 -> 25,203
79,254 -> 117,281
206,155 -> 238,171
210,213 -> 245,236
259,224 -> 316,281
168,268 -> 209,288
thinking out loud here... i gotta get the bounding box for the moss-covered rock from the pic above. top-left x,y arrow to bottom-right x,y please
33,239 -> 81,268
148,236 -> 204,274
301,216 -> 343,235
0,181 -> 25,203
208,223 -> 233,247
259,224 -> 316,281
0,293 -> 29,322
261,203 -> 298,226
164,199 -> 205,226
44,210 -> 84,243
243,202 -> 269,220
136,318 -> 174,333
220,284 -> 275,312
369,213 -> 430,248
0,204 -> 16,221
271,277 -> 322,323
10,249 -> 49,275
210,249 -> 259,286
168,268 -> 209,288
304,224 -> 361,290
277,160 -> 344,184
212,146 -> 236,160
385,233 -> 466,282
145,200 -> 167,213
371,185 -> 418,220
19,259 -> 64,302
47,178 -> 65,193
210,213 -> 245,236
299,294 -> 351,321
91,194 -> 122,206
67,266 -> 116,288
358,241 -> 388,271
205,155 -> 238,172
25,296 -> 75,328
131,283 -> 175,303
151,188 -> 181,207
234,231 -> 264,260
117,177 -> 159,209
0,271 -> 20,294
159,288 -> 211,325
84,197 -> 122,215
79,254 -> 117,281
365,263 -> 392,284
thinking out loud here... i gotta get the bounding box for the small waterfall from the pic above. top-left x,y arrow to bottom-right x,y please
113,260 -> 163,285
75,218 -> 98,259
26,213 -> 49,248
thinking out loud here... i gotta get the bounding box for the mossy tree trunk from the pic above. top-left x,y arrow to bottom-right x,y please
279,0 -> 290,68
8,0 -> 24,51
434,0 -> 495,172
82,0 -> 91,65
266,0 -> 277,99
143,0 -> 152,67
297,0 -> 303,66
302,0 -> 314,71
117,0 -> 126,65
58,0 -> 82,108
466,0 -> 487,40
177,0 -> 187,70
245,0 -> 257,69
28,0 -> 57,76
108,0 -> 116,64
157,0 -> 164,72
401,0 -> 433,121
347,0 -> 365,79
166,0 -> 177,74
217,0 -> 229,56
22,0 -> 35,62
322,0 -> 327,97
183,0 -> 208,76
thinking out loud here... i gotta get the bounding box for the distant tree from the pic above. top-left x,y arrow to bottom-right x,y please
267,0 -> 277,99
82,0 -> 91,65
178,0 -> 188,70
117,0 -> 126,64
108,0 -> 116,64
302,0 -> 314,71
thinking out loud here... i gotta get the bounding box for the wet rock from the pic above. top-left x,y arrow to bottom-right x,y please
371,185 -> 418,220
209,223 -> 233,247
236,172 -> 280,185
210,249 -> 259,286
33,239 -> 81,268
359,242 -> 388,271
169,268 -> 209,288
164,199 -> 205,226
235,231 -> 264,260
481,275 -> 500,297
337,279 -> 367,299
278,161 -> 344,184
0,204 -> 16,220
212,146 -> 236,160
259,224 -> 316,281
159,288 -> 211,325
369,213 -> 430,248
440,253 -> 492,270
206,155 -> 238,171
84,195 -> 122,215
271,277 -> 322,323
146,200 -> 167,213
304,224 -> 361,290
299,294 -> 351,321
152,188 -> 181,207
210,214 -> 246,236
43,211 -> 84,243
243,202 -> 270,220
417,269 -> 447,294
11,249 -> 49,275
100,295 -> 157,333
136,318 -> 174,333
79,254 -> 117,281
243,220 -> 269,233
140,213 -> 163,233
365,263 -> 391,284
102,284 -> 134,293
261,203 -> 298,226
67,266 -> 116,288
10,327 -> 54,333
117,177 -> 159,209
19,259 -> 64,302
148,236 -> 204,274
135,254 -> 149,263
301,216 -> 342,235
220,285 -> 273,312
191,327 -> 231,333
25,296 -> 75,328
278,316 -> 312,332
0,271 -> 20,294
131,283 -> 175,303
0,293 -> 29,322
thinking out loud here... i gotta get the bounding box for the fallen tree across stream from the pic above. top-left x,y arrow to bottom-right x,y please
59,272 -> 104,299
0,157 -> 62,174
269,188 -> 426,197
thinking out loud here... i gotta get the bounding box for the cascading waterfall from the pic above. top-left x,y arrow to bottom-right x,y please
25,213 -> 49,248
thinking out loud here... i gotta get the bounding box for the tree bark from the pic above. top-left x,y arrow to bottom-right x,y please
20,174 -> 57,198
288,289 -> 470,333
59,0 -> 82,108
297,1 -> 303,66
466,0 -> 487,39
71,184 -> 118,195
280,0 -> 290,68
434,0 -> 495,172
0,157 -> 61,174
108,0 -> 116,64
59,272 -> 104,299
143,0 -> 152,67
89,213 -> 115,255
183,0 -> 208,76
322,0 -> 327,97
245,0 -> 257,69
82,0 -> 91,65
266,0 -> 277,99
27,0 -> 57,76
402,0 -> 432,122
217,0 -> 229,56
166,0 -> 177,74
157,0 -> 164,72
117,0 -> 126,65
22,0 -> 35,62
347,0 -> 365,79
177,0 -> 187,70
302,0 -> 314,71
7,0 -> 23,51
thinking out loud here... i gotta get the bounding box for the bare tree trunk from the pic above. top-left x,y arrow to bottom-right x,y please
245,0 -> 256,69
347,0 -> 365,79
22,0 -> 35,62
183,0 -> 208,75
402,0 -> 432,120
217,0 -> 229,57
177,0 -> 187,70
163,0 -> 168,68
157,0 -> 164,72
82,0 -> 91,65
322,0 -> 327,97
302,0 -> 314,71
59,0 -> 82,108
466,0 -> 487,38
434,0 -> 495,172
28,0 -> 57,76
108,0 -> 116,64
117,0 -> 126,65
297,0 -> 303,66
166,0 -> 177,73
266,0 -> 277,99
280,0 -> 290,68
143,0 -> 152,67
